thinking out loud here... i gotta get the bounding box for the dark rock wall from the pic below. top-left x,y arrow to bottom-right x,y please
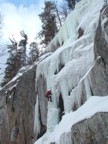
90,5 -> 108,96
72,113 -> 108,144
36,75 -> 48,139
37,75 -> 47,126
0,65 -> 36,144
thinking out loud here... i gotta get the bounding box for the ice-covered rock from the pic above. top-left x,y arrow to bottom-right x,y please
34,0 -> 108,144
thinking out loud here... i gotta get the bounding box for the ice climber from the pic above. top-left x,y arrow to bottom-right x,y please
46,90 -> 52,102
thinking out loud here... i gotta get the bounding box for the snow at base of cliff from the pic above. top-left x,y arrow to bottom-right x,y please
35,96 -> 108,144
34,0 -> 107,143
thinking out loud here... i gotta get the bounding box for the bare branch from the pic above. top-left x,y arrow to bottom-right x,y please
9,37 -> 17,48
0,48 -> 8,57
20,30 -> 27,40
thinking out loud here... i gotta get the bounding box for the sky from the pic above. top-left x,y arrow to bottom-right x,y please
0,0 -> 64,43
0,0 -> 44,43
3,0 -> 40,7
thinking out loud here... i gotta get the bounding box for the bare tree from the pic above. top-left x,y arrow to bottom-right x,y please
0,48 -> 7,57
54,2 -> 68,29
54,2 -> 62,27
60,5 -> 68,18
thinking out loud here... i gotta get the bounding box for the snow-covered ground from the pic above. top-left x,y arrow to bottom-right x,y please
34,0 -> 107,143
35,96 -> 108,144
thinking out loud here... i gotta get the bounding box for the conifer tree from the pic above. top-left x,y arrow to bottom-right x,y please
38,1 -> 58,47
1,31 -> 28,86
1,38 -> 19,86
28,42 -> 39,65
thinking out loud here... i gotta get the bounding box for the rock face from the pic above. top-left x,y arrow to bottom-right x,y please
37,75 -> 47,127
90,5 -> 108,96
36,75 -> 47,139
72,113 -> 108,144
0,65 -> 36,144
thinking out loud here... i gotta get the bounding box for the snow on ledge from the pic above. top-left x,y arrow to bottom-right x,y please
35,96 -> 108,144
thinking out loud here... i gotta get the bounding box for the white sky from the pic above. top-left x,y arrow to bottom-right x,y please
0,1 -> 43,43
0,0 -> 64,43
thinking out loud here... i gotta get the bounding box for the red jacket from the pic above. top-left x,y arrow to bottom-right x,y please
46,90 -> 52,98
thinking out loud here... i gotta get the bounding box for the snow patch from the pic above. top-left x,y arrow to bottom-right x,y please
35,96 -> 108,144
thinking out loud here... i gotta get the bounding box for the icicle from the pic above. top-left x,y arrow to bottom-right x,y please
47,101 -> 59,132
34,96 -> 40,137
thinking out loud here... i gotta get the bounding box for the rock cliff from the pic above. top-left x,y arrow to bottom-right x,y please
90,5 -> 108,96
0,65 -> 36,144
72,113 -> 108,144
